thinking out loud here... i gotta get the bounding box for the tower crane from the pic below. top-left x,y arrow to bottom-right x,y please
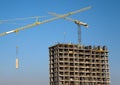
0,6 -> 91,37
48,11 -> 90,44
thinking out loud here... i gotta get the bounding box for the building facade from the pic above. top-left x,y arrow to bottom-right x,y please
49,43 -> 110,85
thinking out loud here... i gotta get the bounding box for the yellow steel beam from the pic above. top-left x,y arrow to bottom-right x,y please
0,6 -> 91,37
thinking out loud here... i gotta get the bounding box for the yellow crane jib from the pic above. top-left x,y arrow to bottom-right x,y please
0,21 -> 41,36
0,6 -> 91,37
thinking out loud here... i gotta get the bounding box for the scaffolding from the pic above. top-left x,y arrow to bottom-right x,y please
49,43 -> 110,85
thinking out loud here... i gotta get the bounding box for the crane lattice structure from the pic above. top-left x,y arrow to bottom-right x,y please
0,6 -> 91,37
48,11 -> 90,44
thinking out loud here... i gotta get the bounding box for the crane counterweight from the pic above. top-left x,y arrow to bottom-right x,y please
6,30 -> 15,34
74,20 -> 88,28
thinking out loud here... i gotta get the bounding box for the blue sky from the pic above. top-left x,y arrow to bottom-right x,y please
0,0 -> 120,85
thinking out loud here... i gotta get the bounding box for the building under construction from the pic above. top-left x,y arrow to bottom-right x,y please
49,43 -> 110,85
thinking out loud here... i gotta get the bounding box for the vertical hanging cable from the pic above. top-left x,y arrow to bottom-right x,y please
64,32 -> 66,43
16,46 -> 19,69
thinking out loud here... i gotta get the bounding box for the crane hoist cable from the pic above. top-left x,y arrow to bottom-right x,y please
0,6 -> 91,37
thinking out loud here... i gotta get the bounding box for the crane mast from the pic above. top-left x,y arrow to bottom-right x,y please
0,6 -> 91,37
74,20 -> 88,44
